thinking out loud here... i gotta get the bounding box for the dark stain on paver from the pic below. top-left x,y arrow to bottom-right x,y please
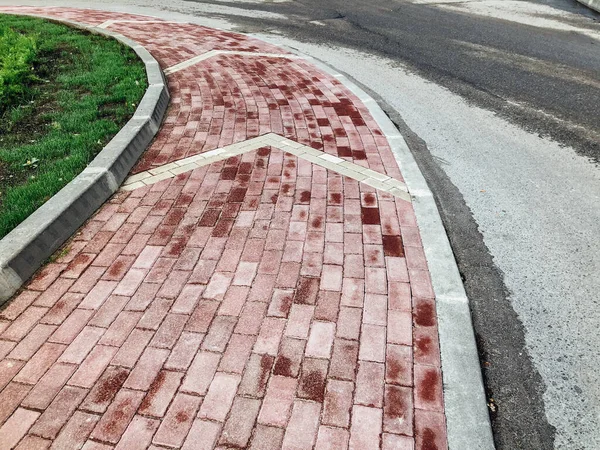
228,188 -> 247,203
91,369 -> 129,404
382,235 -> 404,257
300,191 -> 311,203
270,194 -> 279,204
385,385 -> 406,420
300,371 -> 325,402
353,150 -> 367,160
415,301 -> 435,327
199,209 -> 221,227
387,358 -> 402,383
273,356 -> 292,377
415,335 -> 433,358
282,184 -> 291,194
139,371 -> 166,412
312,217 -> 322,229
175,411 -> 190,423
286,160 -> 296,168
108,260 -> 125,278
361,207 -> 381,225
363,193 -> 376,206
419,368 -> 439,403
421,428 -> 439,450
330,193 -> 342,204
294,277 -> 319,305
257,147 -> 271,156
221,167 -> 238,180
259,355 -> 274,391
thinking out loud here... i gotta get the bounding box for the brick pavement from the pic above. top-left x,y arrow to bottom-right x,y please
0,7 -> 448,449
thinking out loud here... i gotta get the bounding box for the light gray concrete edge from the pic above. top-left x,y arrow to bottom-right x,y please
0,14 -> 169,304
577,0 -> 600,13
252,35 -> 495,449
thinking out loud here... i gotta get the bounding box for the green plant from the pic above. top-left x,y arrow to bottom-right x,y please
0,25 -> 37,114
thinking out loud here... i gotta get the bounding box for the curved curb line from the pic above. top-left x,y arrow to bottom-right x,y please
252,36 -> 496,449
0,14 -> 169,304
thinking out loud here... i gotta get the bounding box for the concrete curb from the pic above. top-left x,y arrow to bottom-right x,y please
0,14 -> 169,304
577,0 -> 600,13
252,36 -> 496,449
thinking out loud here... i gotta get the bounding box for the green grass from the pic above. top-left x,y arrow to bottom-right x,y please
0,15 -> 147,239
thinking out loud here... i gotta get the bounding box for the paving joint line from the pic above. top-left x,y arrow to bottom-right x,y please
121,133 -> 411,202
163,51 -> 300,75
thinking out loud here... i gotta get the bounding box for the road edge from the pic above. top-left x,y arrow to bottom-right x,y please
0,14 -> 169,304
577,0 -> 600,13
254,38 -> 496,449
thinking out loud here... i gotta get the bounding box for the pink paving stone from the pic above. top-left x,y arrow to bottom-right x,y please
137,298 -> 173,330
52,411 -> 99,449
150,313 -> 188,349
58,326 -> 105,364
91,389 -> 145,444
305,321 -> 336,358
323,379 -> 354,427
239,353 -> 274,398
7,323 -> 56,361
115,415 -> 159,450
0,291 -> 39,320
249,425 -> 285,450
276,262 -> 301,288
285,304 -> 314,339
124,346 -> 169,390
202,316 -> 237,352
324,242 -> 344,265
62,253 -> 96,279
282,240 -> 304,263
69,267 -> 106,294
219,333 -> 256,374
15,435 -> 51,450
219,397 -> 261,447
0,359 -> 23,391
28,264 -> 66,292
182,419 -> 221,450
156,270 -> 191,298
49,308 -> 94,344
180,351 -> 221,395
248,274 -> 277,302
365,267 -> 387,294
384,384 -> 414,436
267,289 -> 294,318
258,375 -> 297,428
153,393 -> 202,447
388,310 -> 413,346
172,284 -> 204,315
337,307 -> 362,341
273,337 -> 305,378
0,382 -> 31,425
320,264 -> 343,292
298,357 -> 328,402
409,269 -> 435,299
21,362 -> 76,410
113,268 -> 147,296
29,385 -> 87,439
281,400 -> 321,450
204,272 -> 233,300
387,257 -> 410,282
34,278 -> 74,307
0,340 -> 14,360
186,300 -> 219,333
88,295 -> 129,328
344,254 -> 365,279
330,339 -> 359,381
235,302 -> 267,335
1,306 -> 48,341
219,286 -> 250,316
389,281 -> 412,311
315,426 -> 350,450
14,343 -> 65,384
414,409 -> 448,450
254,317 -> 286,355
349,405 -> 383,450
68,345 -> 118,388
80,366 -> 129,414
355,360 -> 385,408
341,278 -> 364,308
314,291 -> 341,322
132,245 -> 164,269
98,311 -> 142,347
124,282 -> 161,311
41,292 -> 84,325
386,344 -> 413,387
414,325 -> 441,367
79,281 -> 118,309
233,261 -> 259,286
111,328 -> 154,368
197,371 -> 240,421
359,323 -> 386,363
0,408 -> 40,449
414,364 -> 445,412
165,331 -> 204,370
363,293 -> 388,326
383,433 -> 415,450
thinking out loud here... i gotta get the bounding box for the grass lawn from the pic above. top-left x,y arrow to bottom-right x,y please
0,15 -> 147,239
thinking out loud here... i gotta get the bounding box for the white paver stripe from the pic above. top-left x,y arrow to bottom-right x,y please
121,133 -> 411,201
163,51 -> 300,75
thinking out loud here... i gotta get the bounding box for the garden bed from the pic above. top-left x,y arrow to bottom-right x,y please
0,14 -> 147,239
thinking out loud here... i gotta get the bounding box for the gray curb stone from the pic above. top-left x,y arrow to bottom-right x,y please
577,0 -> 600,13
251,35 -> 496,449
0,15 -> 169,304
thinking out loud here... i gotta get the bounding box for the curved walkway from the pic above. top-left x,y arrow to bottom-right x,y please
0,7 -> 447,450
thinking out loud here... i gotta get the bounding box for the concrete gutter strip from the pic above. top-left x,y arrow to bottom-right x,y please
577,0 -> 600,13
0,16 -> 169,304
262,41 -> 496,449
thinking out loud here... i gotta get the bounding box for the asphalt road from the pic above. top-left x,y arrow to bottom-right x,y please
4,0 -> 600,448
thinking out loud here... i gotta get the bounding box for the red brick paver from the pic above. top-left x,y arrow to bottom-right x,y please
0,7 -> 448,449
